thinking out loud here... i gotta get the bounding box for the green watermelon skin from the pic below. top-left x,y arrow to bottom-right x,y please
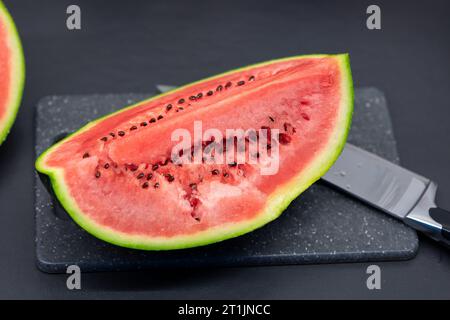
36,54 -> 353,250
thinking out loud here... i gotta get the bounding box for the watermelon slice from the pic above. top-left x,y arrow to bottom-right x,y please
0,2 -> 25,145
36,54 -> 353,250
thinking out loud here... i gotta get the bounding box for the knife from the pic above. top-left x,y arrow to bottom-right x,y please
324,144 -> 450,247
155,84 -> 450,247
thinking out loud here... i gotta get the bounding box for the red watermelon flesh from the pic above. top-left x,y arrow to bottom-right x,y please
0,2 -> 25,145
36,54 -> 353,250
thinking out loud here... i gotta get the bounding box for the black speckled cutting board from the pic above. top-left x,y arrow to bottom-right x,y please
34,87 -> 418,273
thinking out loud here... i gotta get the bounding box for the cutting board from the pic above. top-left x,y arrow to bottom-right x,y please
34,87 -> 418,273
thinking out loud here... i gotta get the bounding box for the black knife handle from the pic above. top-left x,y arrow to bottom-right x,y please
404,181 -> 450,248
429,207 -> 450,243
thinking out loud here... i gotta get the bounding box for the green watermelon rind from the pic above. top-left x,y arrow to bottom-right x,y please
0,1 -> 25,145
36,54 -> 353,250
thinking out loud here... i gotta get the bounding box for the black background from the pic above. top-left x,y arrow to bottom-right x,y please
0,0 -> 449,299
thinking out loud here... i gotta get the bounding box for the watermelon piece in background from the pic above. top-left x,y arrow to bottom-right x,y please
0,1 -> 25,145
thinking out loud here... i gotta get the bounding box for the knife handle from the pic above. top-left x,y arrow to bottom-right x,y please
404,182 -> 450,248
429,207 -> 450,244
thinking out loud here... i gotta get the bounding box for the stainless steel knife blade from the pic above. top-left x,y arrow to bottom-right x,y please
322,143 -> 429,219
156,84 -> 177,93
155,83 -> 450,246
322,144 -> 449,247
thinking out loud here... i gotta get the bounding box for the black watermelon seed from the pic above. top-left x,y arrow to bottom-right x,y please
152,164 -> 159,171
149,118 -> 156,123
196,93 -> 203,99
140,122 -> 147,127
142,182 -> 149,189
100,137 -> 108,142
225,82 -> 232,88
109,132 -> 115,138
178,98 -> 185,104
130,126 -> 137,131
207,90 -> 213,96
166,174 -> 175,182
189,96 -> 196,101
118,131 -> 125,136
269,116 -> 275,122
82,152 -> 90,159
157,115 -> 163,120
166,104 -> 172,111
189,183 -> 197,190
216,85 -> 223,92
237,80 -> 245,86
223,172 -> 229,177
146,173 -> 153,180
95,171 -> 101,178
104,163 -> 110,169
137,173 -> 145,179
212,169 -> 220,175
249,75 -> 255,81
154,182 -> 160,189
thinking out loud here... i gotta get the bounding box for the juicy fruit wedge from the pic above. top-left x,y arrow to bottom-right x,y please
36,54 -> 353,250
0,2 -> 25,145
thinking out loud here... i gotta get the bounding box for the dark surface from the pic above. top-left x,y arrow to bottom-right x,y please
0,0 -> 449,298
35,88 -> 418,273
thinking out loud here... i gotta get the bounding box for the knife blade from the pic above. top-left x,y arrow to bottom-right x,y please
323,143 -> 428,219
322,144 -> 449,246
155,84 -> 450,246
